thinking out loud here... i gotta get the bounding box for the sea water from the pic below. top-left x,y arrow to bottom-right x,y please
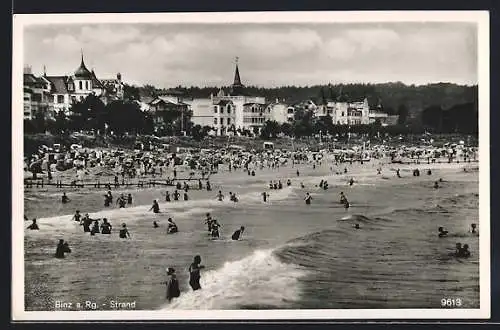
24,161 -> 479,310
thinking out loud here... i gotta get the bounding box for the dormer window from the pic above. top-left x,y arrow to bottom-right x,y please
79,81 -> 82,90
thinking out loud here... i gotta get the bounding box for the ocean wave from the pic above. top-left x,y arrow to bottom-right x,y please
162,248 -> 307,310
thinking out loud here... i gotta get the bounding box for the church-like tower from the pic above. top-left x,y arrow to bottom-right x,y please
230,57 -> 245,96
73,51 -> 93,93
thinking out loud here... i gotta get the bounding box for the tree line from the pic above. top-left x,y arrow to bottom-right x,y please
123,82 -> 477,122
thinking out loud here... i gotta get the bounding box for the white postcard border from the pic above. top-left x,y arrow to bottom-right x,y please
12,10 -> 490,321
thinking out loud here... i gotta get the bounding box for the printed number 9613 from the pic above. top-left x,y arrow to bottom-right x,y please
441,298 -> 463,308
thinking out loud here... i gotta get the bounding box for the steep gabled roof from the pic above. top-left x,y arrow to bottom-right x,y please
45,76 -> 69,94
91,70 -> 104,88
215,99 -> 232,106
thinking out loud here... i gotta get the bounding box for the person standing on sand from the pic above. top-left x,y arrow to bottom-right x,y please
189,255 -> 205,291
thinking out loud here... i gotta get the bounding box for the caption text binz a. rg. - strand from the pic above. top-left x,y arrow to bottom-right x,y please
54,300 -> 137,310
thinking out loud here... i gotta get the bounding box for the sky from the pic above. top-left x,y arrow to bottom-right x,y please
23,22 -> 478,88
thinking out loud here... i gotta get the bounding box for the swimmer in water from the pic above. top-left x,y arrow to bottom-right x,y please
455,243 -> 462,256
349,178 -> 354,186
211,220 -> 221,238
188,255 -> 205,291
149,200 -> 160,213
434,181 -> 439,189
354,223 -> 360,229
100,218 -> 112,234
427,169 -> 432,175
300,182 -> 305,189
167,218 -> 178,234
304,193 -> 312,205
119,223 -> 131,238
459,244 -> 471,258
165,267 -> 180,302
27,218 -> 39,230
153,221 -> 159,228
216,190 -> 224,201
165,191 -> 171,202
81,213 -> 92,233
470,223 -> 478,234
396,169 -> 401,178
231,226 -> 245,240
183,192 -> 189,201
287,179 -> 291,186
116,194 -> 127,208
296,169 -> 300,177
340,192 -> 347,204
127,193 -> 133,205
90,220 -> 100,235
262,191 -> 269,202
269,181 -> 274,189
72,210 -> 81,222
344,200 -> 350,210
55,239 -> 71,258
319,180 -> 324,188
205,213 -> 213,231
61,192 -> 70,204
173,190 -> 180,201
438,226 -> 448,238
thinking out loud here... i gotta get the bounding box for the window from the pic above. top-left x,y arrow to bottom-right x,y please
227,118 -> 231,125
341,112 -> 345,116
79,81 -> 82,89
214,106 -> 218,113
220,118 -> 223,124
23,96 -> 29,101
214,118 -> 217,125
85,81 -> 89,90
227,105 -> 231,113
57,95 -> 64,104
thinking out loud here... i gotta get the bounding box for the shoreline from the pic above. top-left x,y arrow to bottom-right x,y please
24,158 -> 476,221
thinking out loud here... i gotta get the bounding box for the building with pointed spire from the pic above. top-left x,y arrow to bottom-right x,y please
229,57 -> 244,96
188,58 -> 267,136
29,52 -> 125,116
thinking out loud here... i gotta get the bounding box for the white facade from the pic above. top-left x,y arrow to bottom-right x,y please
211,91 -> 266,134
266,102 -> 288,124
187,98 -> 214,127
319,98 -> 370,125
368,111 -> 389,124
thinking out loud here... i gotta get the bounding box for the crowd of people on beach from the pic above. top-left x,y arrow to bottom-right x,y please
24,139 -> 479,302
